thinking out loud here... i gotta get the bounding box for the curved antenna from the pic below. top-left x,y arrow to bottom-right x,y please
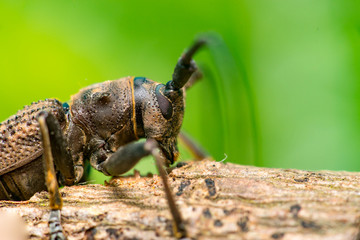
168,39 -> 206,90
203,33 -> 261,166
177,33 -> 261,166
180,39 -> 206,65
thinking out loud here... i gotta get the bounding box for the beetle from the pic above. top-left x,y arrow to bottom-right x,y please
0,39 -> 207,239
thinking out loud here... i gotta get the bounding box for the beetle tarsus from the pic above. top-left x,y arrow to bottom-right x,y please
49,210 -> 66,240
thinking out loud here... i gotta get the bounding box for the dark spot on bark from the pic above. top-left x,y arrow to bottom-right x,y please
223,208 -> 235,215
203,208 -> 212,219
237,216 -> 249,232
306,172 -> 316,177
84,227 -> 97,240
165,219 -> 173,234
301,220 -> 320,229
106,228 -> 120,238
294,177 -> 309,182
290,204 -> 301,218
176,162 -> 188,168
271,232 -> 285,239
94,213 -> 107,222
205,178 -> 216,197
176,180 -> 191,196
214,219 -> 223,227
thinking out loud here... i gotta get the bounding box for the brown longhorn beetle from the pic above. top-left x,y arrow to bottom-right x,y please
0,38 -> 209,239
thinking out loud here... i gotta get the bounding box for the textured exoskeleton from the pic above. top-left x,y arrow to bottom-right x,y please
0,39 -> 207,239
0,99 -> 66,200
0,76 -> 186,200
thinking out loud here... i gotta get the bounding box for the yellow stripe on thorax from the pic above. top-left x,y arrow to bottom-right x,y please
129,76 -> 138,139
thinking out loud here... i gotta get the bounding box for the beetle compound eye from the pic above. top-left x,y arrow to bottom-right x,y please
62,102 -> 70,114
155,85 -> 173,120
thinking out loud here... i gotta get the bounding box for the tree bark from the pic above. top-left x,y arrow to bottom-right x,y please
1,159 -> 360,240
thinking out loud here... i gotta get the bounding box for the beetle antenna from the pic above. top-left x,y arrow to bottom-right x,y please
168,39 -> 206,91
181,39 -> 206,65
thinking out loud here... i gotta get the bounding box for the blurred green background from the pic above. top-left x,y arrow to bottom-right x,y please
1,0 -> 360,178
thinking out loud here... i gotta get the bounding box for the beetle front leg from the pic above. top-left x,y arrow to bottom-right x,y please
97,141 -> 150,176
97,140 -> 187,238
145,140 -> 187,239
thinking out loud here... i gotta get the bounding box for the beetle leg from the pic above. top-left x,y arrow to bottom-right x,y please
97,139 -> 187,238
96,141 -> 150,176
39,112 -> 76,186
145,140 -> 187,239
38,113 -> 66,240
178,131 -> 209,160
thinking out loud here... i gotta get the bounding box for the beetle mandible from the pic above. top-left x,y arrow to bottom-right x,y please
0,39 -> 208,239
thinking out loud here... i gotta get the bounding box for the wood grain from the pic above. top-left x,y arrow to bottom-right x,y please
1,159 -> 360,240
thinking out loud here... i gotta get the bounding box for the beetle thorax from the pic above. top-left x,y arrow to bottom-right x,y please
69,77 -> 137,150
68,77 -> 185,164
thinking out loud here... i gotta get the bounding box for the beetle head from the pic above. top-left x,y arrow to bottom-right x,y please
134,77 -> 185,164
139,39 -> 206,164
154,83 -> 185,164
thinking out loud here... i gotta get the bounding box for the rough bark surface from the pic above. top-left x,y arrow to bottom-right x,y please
1,159 -> 360,240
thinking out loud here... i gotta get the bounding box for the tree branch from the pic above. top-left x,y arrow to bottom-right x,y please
1,159 -> 360,239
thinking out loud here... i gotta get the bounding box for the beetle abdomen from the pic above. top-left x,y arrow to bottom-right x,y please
0,155 -> 46,200
0,99 -> 65,176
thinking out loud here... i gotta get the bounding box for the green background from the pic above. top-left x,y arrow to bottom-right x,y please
1,1 -> 360,179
